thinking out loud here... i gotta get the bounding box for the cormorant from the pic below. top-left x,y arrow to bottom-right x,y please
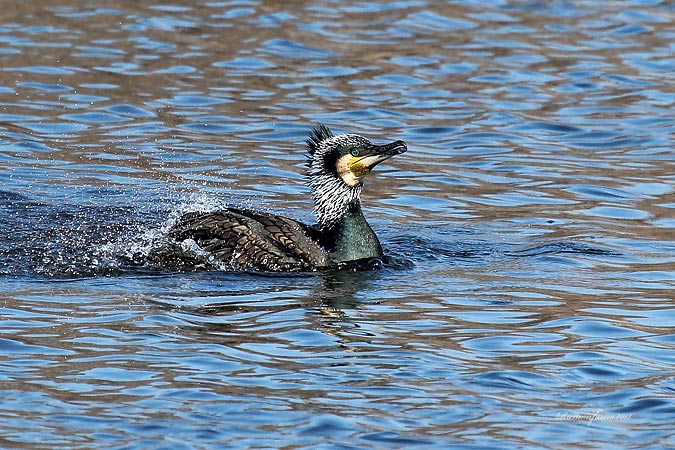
169,124 -> 407,271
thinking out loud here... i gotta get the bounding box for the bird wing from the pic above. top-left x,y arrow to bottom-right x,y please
168,208 -> 328,271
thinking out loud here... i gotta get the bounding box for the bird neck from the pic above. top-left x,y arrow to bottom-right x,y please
310,173 -> 362,229
325,201 -> 383,263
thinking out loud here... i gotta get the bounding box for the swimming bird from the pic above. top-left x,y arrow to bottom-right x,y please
168,124 -> 407,272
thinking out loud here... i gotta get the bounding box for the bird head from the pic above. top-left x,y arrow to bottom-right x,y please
305,123 -> 407,229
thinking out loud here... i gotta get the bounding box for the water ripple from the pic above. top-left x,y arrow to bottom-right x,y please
1,1 -> 674,448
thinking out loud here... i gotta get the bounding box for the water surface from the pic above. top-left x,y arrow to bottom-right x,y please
1,1 -> 674,448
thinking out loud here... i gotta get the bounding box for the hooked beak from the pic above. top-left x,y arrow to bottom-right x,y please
349,140 -> 407,177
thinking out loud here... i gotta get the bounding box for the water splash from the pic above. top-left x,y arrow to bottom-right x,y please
0,190 -> 234,277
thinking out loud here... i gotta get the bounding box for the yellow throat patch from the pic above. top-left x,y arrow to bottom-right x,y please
336,154 -> 370,186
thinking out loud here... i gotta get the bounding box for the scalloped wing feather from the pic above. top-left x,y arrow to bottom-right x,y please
168,209 -> 328,272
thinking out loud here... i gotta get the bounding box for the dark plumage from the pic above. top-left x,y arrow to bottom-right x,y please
168,124 -> 407,272
169,208 -> 326,271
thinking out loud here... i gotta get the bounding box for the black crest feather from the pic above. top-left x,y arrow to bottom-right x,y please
305,123 -> 334,157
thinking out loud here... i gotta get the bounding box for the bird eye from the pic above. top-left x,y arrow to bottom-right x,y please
350,149 -> 360,157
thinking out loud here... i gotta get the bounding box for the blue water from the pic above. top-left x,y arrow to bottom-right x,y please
1,1 -> 674,448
